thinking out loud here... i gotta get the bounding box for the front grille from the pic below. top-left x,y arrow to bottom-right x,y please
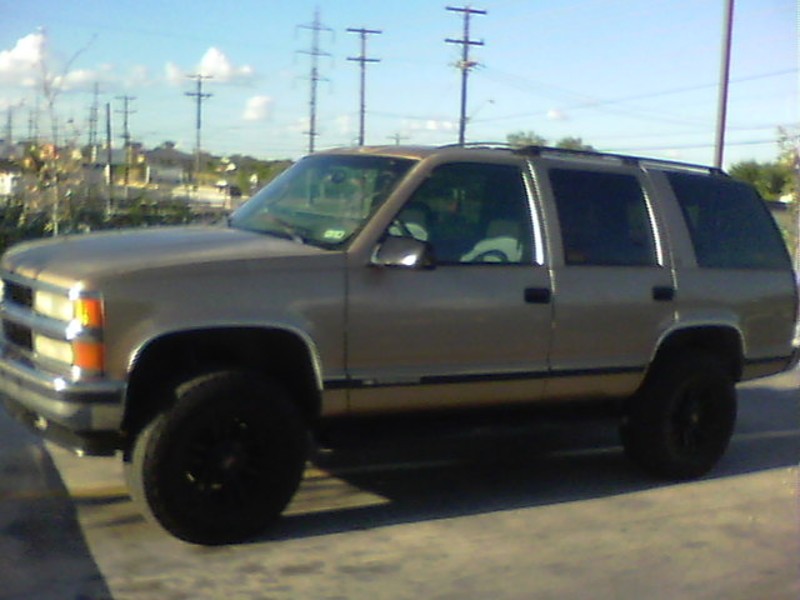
5,280 -> 33,308
3,320 -> 33,350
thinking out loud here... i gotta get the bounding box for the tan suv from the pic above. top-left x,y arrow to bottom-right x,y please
1,144 -> 797,544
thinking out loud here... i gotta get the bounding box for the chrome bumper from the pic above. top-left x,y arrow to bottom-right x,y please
0,352 -> 126,455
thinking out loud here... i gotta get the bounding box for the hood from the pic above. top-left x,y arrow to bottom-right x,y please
2,225 -> 328,288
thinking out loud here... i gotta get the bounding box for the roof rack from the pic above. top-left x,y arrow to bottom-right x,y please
433,142 -> 728,176
438,141 -> 513,150
513,145 -> 727,176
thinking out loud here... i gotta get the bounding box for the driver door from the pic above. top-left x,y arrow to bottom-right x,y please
345,160 -> 554,414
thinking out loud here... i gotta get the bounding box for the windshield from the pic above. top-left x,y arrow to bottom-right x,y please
229,154 -> 415,248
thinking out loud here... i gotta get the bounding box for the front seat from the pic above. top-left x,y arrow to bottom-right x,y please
460,219 -> 523,263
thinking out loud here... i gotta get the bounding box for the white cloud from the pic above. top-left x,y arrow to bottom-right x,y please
126,65 -> 151,88
197,47 -> 253,82
0,31 -> 46,86
165,62 -> 185,86
547,109 -> 568,121
165,48 -> 254,87
335,114 -> 353,135
0,31 -> 135,93
53,68 -> 98,92
243,95 -> 272,121
406,119 -> 456,132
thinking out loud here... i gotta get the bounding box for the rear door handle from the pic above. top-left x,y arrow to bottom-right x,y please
524,287 -> 552,304
652,286 -> 675,302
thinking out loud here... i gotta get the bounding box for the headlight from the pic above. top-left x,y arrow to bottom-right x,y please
33,334 -> 73,364
34,290 -> 75,322
31,289 -> 106,374
34,290 -> 104,327
33,334 -> 105,372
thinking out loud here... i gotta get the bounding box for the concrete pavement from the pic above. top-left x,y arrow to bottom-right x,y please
1,367 -> 797,599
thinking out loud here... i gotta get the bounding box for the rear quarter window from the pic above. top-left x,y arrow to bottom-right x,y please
666,172 -> 790,270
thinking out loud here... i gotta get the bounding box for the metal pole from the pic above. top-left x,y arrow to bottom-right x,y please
347,28 -> 382,146
457,14 -> 470,146
713,0 -> 735,169
105,102 -> 113,218
446,6 -> 486,146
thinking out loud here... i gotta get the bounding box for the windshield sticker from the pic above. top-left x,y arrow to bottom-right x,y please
323,229 -> 347,241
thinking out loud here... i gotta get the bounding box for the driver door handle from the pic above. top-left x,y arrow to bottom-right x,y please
524,287 -> 552,304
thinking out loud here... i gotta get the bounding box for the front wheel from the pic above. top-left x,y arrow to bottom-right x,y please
620,352 -> 737,480
125,370 -> 308,545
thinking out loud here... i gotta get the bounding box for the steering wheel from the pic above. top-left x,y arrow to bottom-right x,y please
390,218 -> 415,238
471,249 -> 509,263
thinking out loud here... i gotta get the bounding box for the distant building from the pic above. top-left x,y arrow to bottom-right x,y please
0,160 -> 22,198
147,164 -> 185,185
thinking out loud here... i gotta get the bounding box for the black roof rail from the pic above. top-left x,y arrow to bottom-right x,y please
438,141 -> 513,150
433,142 -> 728,176
513,145 -> 728,176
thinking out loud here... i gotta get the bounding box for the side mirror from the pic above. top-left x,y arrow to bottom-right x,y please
371,236 -> 436,269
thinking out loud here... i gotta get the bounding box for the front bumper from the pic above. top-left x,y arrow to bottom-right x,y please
0,352 -> 126,455
789,345 -> 800,371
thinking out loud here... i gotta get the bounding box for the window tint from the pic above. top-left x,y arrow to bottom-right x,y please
394,163 -> 534,265
549,169 -> 657,266
667,172 -> 789,270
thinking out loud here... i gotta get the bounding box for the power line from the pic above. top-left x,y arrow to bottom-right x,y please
445,5 -> 486,146
347,27 -> 382,146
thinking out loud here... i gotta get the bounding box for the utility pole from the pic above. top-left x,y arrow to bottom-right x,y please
28,97 -> 40,145
87,82 -> 99,160
713,0 -> 735,168
115,94 -> 135,191
388,132 -> 409,145
5,107 -> 12,149
185,74 -> 213,186
105,102 -> 113,217
298,8 -> 332,153
446,5 -> 486,146
347,27 -> 382,146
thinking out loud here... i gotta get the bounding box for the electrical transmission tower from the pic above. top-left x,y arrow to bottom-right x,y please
5,100 -> 28,150
115,94 -> 136,188
347,27 -> 382,146
185,75 -> 213,185
88,83 -> 100,153
298,8 -> 332,153
445,5 -> 486,146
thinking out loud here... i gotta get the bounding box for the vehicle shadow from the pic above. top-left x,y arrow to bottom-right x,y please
266,379 -> 799,543
0,412 -> 113,600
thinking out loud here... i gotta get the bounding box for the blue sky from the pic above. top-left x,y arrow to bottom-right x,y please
0,0 -> 796,167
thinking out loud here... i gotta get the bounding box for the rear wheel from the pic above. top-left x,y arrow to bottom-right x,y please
620,352 -> 737,480
125,370 -> 308,545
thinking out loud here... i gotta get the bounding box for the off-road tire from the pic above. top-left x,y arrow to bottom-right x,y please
620,352 -> 737,480
125,370 -> 307,545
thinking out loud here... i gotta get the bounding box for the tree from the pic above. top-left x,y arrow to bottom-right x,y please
729,139 -> 799,267
555,137 -> 595,151
728,160 -> 792,201
506,131 -> 547,148
506,131 -> 595,151
777,128 -> 800,270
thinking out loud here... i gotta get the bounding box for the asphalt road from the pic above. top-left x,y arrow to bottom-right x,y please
1,367 -> 798,600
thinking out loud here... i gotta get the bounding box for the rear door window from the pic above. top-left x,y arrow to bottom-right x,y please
666,172 -> 790,270
548,168 -> 657,267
